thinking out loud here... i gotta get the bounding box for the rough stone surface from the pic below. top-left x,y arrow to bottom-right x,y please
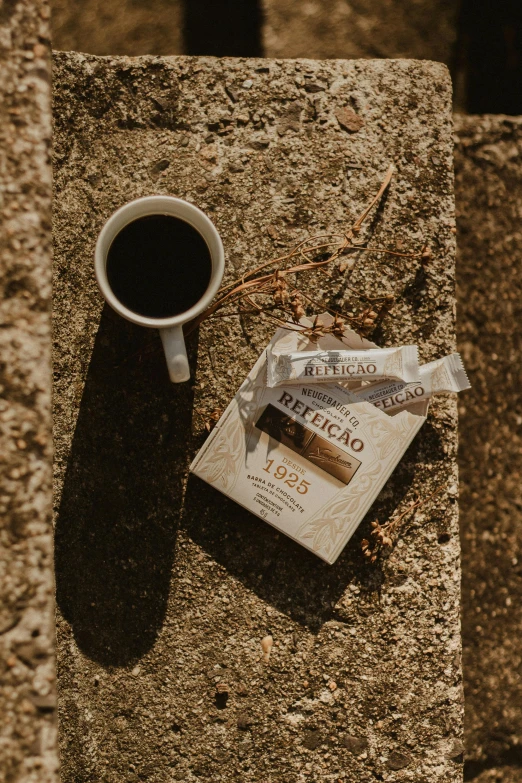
0,0 -> 57,781
51,0 -> 184,57
454,115 -> 522,778
262,0 -> 461,65
53,53 -> 462,782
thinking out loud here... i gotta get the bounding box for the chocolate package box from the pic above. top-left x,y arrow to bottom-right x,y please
190,315 -> 428,564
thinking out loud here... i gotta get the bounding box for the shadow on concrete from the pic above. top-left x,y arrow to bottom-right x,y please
182,0 -> 263,57
54,301 -> 448,656
55,305 -> 196,667
181,421 -> 440,633
464,747 -> 522,781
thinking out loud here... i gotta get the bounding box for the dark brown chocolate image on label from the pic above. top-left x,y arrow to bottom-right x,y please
255,404 -> 361,486
255,403 -> 314,452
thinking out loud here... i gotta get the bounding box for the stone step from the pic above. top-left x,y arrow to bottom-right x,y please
0,0 -> 57,781
51,0 -> 460,66
52,53 -> 462,783
51,0 -> 184,57
262,0 -> 460,65
454,113 -> 522,775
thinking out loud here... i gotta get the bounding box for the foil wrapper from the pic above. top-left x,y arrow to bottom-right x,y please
267,345 -> 420,388
349,353 -> 470,411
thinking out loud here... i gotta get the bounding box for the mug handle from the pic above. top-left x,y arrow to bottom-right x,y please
160,325 -> 191,383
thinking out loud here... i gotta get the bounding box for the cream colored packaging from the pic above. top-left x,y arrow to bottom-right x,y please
348,353 -> 470,411
190,315 -> 428,565
267,344 -> 419,388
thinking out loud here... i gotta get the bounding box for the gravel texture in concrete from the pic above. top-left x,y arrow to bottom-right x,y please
455,114 -> 522,780
53,53 -> 462,782
262,0 -> 461,65
0,0 -> 57,781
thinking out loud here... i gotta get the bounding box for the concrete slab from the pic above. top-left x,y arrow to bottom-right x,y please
262,1 -> 461,65
53,53 -> 462,782
51,0 -> 460,68
455,114 -> 522,775
0,0 -> 57,781
51,0 -> 184,57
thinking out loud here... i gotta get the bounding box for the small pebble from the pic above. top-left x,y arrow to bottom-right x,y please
335,107 -> 364,133
304,82 -> 325,93
225,85 -> 239,102
302,730 -> 322,750
387,750 -> 412,771
261,635 -> 273,662
237,713 -> 252,730
447,738 -> 465,759
342,735 -> 368,754
236,682 -> 248,696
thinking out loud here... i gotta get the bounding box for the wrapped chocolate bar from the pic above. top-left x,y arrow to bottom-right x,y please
190,315 -> 429,564
266,344 -> 420,388
348,353 -> 470,412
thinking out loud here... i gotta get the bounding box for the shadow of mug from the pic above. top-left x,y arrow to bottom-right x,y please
54,305 -> 197,666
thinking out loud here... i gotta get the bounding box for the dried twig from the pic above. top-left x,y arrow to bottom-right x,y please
196,407 -> 223,433
184,165 -> 424,340
361,484 -> 445,563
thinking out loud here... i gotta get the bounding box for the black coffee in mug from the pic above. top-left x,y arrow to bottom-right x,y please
106,214 -> 213,319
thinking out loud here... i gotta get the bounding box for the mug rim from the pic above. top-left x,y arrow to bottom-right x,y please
94,195 -> 225,328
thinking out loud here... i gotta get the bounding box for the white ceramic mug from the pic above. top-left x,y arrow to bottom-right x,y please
95,195 -> 225,383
